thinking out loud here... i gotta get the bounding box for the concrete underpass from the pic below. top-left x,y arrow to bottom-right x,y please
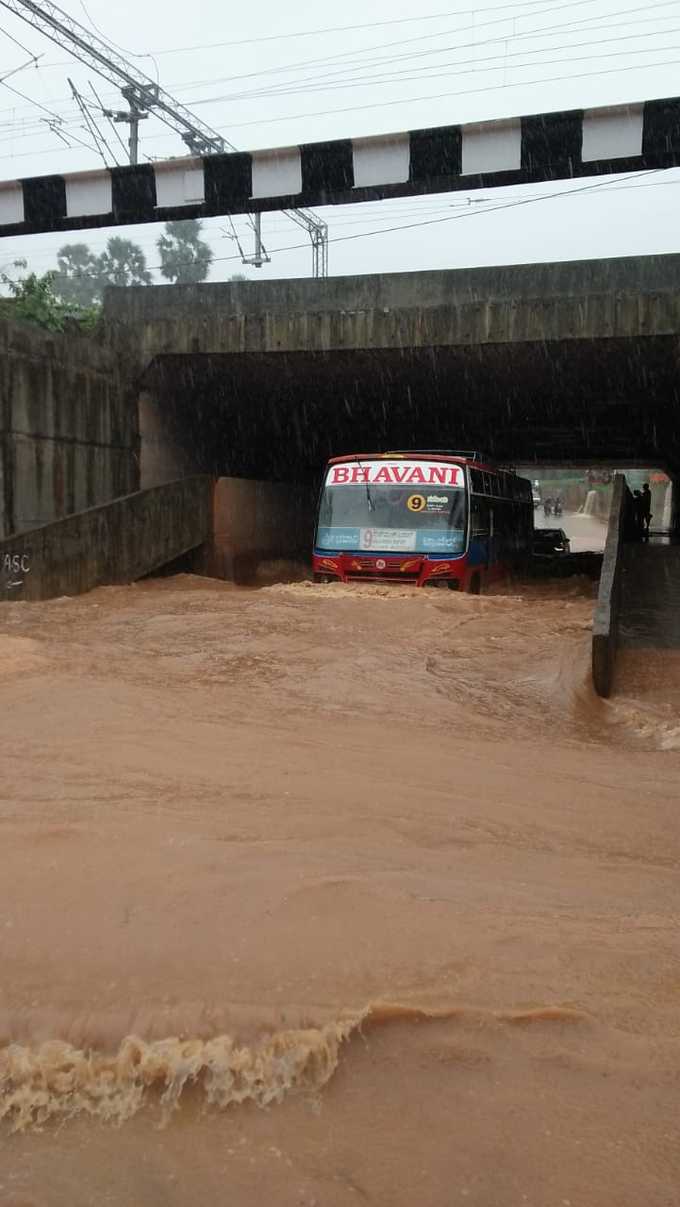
105,253 -> 680,496
118,254 -> 680,686
139,337 -> 679,485
4,251 -> 680,636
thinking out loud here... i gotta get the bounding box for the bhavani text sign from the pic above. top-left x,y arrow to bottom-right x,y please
326,461 -> 464,488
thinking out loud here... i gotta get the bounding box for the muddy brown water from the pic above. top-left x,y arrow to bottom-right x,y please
0,576 -> 678,1206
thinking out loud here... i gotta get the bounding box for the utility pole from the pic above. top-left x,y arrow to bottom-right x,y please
0,0 -> 330,275
252,214 -> 265,270
103,86 -> 150,166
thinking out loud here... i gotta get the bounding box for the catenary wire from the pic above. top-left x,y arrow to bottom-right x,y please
207,33 -> 680,104
181,1 -> 680,97
1,17 -> 673,148
0,0 -> 671,115
187,54 -> 680,127
169,0 -> 680,96
19,0 -> 631,67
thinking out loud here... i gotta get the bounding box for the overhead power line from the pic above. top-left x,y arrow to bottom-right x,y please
0,34 -> 677,164
173,0 -> 680,96
0,0 -> 329,276
12,0 -> 618,68
2,0 -> 669,113
0,1 -> 675,121
2,12 -> 672,151
0,53 -> 43,85
207,30 -> 680,105
0,23 -> 674,141
0,0 -> 238,153
191,54 -> 680,129
130,18 -> 680,104
136,0 -> 603,57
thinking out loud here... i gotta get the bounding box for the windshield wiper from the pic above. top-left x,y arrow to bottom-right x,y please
356,457 -> 374,513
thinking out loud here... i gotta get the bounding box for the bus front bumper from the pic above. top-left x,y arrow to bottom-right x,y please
312,552 -> 465,587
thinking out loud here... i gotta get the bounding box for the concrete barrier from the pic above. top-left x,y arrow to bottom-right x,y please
591,473 -> 632,697
200,477 -> 314,583
0,476 -> 212,602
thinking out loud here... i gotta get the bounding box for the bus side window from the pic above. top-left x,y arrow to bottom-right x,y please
471,469 -> 484,494
470,496 -> 490,536
494,500 -> 510,552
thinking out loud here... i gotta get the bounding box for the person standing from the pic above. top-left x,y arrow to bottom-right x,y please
641,483 -> 652,539
632,490 -> 644,539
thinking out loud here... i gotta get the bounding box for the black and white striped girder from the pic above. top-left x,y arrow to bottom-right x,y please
1,97 -> 679,237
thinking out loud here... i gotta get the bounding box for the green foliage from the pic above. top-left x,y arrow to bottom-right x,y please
157,220 -> 213,285
4,228 -> 168,332
0,267 -> 101,332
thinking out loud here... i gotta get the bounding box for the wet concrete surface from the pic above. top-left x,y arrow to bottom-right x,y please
620,544 -> 680,649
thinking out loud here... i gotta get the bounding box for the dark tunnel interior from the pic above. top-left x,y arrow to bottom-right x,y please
143,335 -> 680,486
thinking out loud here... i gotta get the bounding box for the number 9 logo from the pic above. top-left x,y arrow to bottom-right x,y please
407,494 -> 426,512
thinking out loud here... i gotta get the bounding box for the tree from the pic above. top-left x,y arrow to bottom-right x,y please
157,220 -> 213,285
54,236 -> 152,301
0,268 -> 99,332
54,243 -> 102,307
97,237 -> 152,288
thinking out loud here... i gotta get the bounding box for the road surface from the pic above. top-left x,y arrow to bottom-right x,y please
534,507 -> 608,552
0,575 -> 677,1206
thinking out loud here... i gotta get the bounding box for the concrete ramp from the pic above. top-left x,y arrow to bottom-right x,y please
0,476 -> 212,602
592,467 -> 679,694
619,545 -> 680,649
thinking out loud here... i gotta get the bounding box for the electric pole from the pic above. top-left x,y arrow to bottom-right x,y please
103,86 -> 149,166
0,0 -> 330,274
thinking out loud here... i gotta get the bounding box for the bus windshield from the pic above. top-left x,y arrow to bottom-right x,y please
316,460 -> 467,554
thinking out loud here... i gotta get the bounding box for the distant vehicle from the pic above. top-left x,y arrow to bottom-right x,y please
314,451 -> 534,592
533,528 -> 571,557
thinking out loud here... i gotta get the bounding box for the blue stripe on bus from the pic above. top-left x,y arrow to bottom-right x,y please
314,549 -> 467,560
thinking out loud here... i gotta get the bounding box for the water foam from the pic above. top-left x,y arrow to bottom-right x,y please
0,1004 -> 589,1131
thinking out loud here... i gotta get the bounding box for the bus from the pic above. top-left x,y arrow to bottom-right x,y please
313,451 -> 533,591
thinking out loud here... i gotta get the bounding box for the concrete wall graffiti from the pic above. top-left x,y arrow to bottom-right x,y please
0,477 -> 212,602
1,550 -> 31,591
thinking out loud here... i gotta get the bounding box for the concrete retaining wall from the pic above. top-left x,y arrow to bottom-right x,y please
201,477 -> 313,582
103,254 -> 680,360
139,388 -> 197,489
592,473 -> 632,697
0,317 -> 138,541
0,475 -> 212,602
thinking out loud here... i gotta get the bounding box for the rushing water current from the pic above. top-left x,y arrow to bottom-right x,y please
0,575 -> 678,1206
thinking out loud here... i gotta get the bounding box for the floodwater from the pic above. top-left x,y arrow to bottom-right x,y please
0,575 -> 678,1206
534,508 -> 607,552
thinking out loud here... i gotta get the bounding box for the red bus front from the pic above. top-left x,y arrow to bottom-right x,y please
313,455 -> 470,589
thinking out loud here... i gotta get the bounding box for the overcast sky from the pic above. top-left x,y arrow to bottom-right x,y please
1,0 -> 680,282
